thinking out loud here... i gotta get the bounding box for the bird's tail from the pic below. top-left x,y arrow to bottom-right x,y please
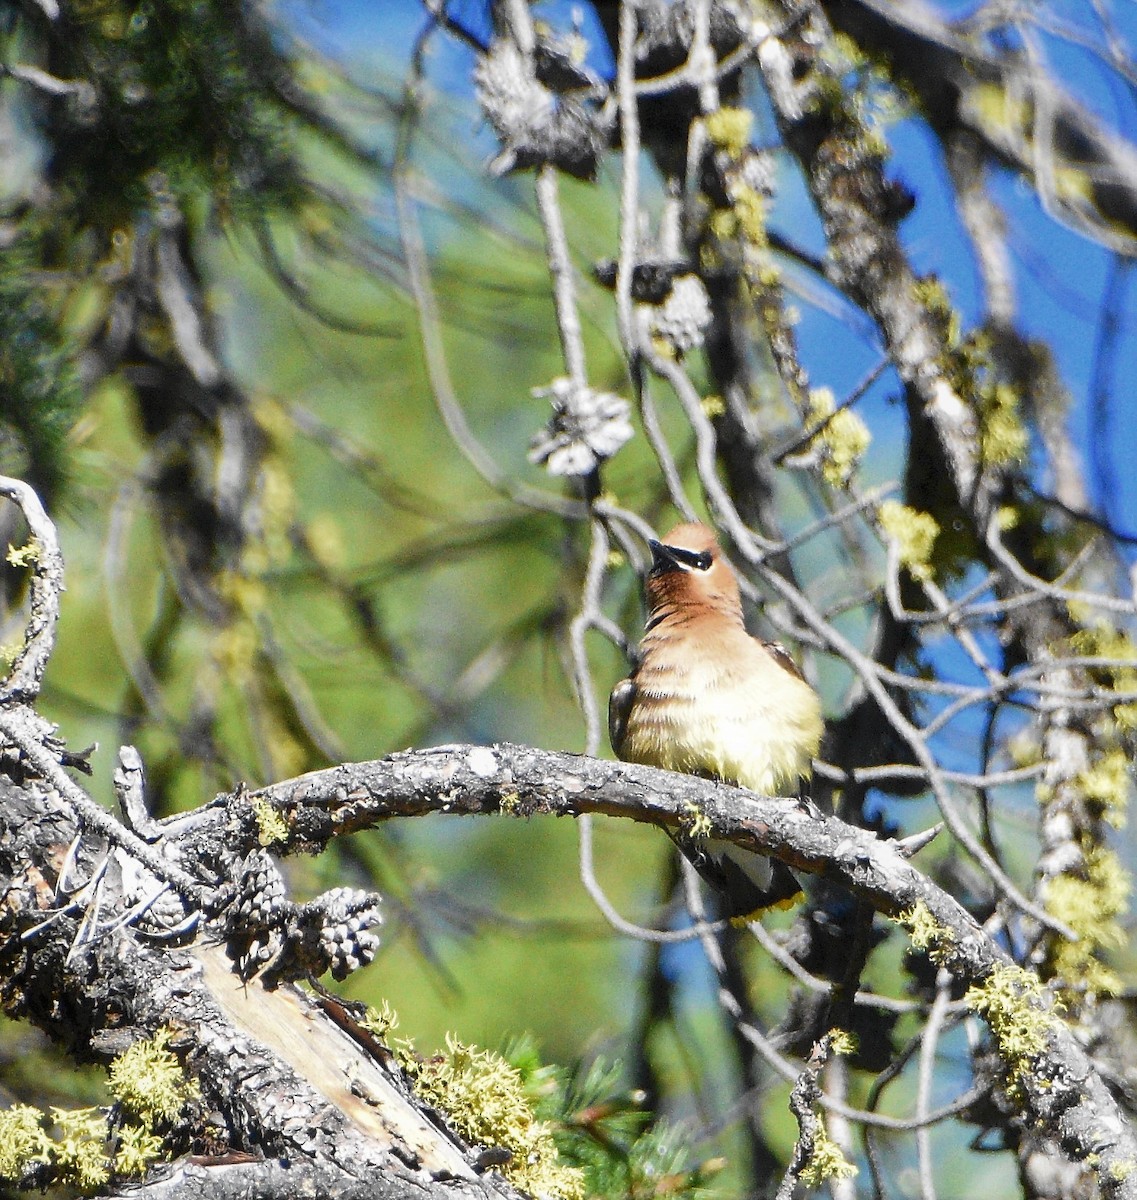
670,831 -> 803,922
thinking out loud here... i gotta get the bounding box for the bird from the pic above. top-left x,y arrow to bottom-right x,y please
609,521 -> 823,920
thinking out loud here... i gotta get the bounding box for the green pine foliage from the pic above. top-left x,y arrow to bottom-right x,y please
509,1039 -> 723,1200
0,243 -> 82,502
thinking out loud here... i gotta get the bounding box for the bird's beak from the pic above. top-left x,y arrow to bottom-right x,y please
648,539 -> 685,576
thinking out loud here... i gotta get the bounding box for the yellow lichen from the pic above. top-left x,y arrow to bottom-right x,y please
251,394 -> 295,445
700,394 -> 726,419
51,1107 -> 110,1191
806,388 -> 871,488
114,1124 -> 165,1177
1069,622 -> 1137,732
251,795 -> 289,848
996,505 -> 1019,531
5,539 -> 39,568
964,965 -> 1061,1086
1077,748 -> 1131,823
0,1105 -> 51,1180
217,570 -> 268,619
679,800 -> 713,839
730,184 -> 767,247
401,1034 -> 583,1200
896,901 -> 954,964
306,512 -> 347,570
649,335 -> 677,360
912,278 -> 1028,468
108,1028 -> 200,1128
979,382 -> 1029,465
1045,849 -> 1129,1000
970,82 -> 1032,140
828,1029 -> 858,1057
799,1117 -> 857,1187
499,791 -> 522,814
255,457 -> 295,567
361,999 -> 400,1039
211,618 -> 257,678
704,106 -> 753,158
879,501 -> 939,581
708,207 -> 738,242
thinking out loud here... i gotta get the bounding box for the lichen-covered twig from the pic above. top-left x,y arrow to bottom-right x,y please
0,476 -> 65,703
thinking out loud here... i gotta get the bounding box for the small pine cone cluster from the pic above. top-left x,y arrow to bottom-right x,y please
314,888 -> 383,981
235,849 -> 288,930
120,864 -> 193,934
232,850 -> 290,977
650,275 -> 712,355
529,377 -> 634,477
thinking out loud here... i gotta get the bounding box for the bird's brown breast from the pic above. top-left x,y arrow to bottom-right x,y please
613,621 -> 822,795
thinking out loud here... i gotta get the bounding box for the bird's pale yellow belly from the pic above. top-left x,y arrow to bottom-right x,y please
622,663 -> 821,795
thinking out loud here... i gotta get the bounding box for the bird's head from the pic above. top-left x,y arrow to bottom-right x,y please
644,522 -> 743,619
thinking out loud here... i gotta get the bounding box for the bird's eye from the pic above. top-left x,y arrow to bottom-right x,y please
693,551 -> 712,571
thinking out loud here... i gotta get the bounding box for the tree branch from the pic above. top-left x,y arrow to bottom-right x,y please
240,742 -> 1135,1194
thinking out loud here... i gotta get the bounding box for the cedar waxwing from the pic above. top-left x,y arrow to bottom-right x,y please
609,522 -> 823,920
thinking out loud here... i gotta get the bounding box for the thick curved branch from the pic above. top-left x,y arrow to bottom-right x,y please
245,742 -> 1135,1196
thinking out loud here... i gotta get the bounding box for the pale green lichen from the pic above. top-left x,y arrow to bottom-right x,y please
0,1104 -> 52,1180
806,387 -> 871,488
912,278 -> 1029,468
401,1034 -> 583,1200
114,1124 -> 165,1177
108,1027 -> 200,1128
800,1117 -> 858,1187
6,539 -> 40,568
679,800 -> 713,839
827,1028 -> 857,1057
896,901 -> 955,964
251,794 -> 289,847
964,964 -> 1061,1087
879,501 -> 939,581
1077,748 -> 1131,824
361,999 -> 400,1039
704,106 -> 753,158
51,1107 -> 110,1191
1069,622 -> 1137,732
1045,849 -> 1129,1000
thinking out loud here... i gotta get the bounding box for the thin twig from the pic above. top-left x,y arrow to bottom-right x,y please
0,476 -> 65,703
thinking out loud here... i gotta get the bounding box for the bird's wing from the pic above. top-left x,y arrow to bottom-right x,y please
760,639 -> 807,683
608,677 -> 636,757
